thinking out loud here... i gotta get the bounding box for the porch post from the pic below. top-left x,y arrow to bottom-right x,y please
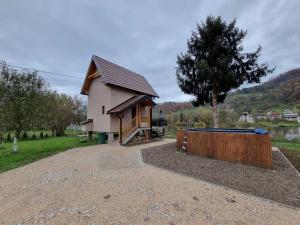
136,104 -> 139,128
149,105 -> 152,137
119,115 -> 122,144
119,117 -> 122,144
88,131 -> 93,142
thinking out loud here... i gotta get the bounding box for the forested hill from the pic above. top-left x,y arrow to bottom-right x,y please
225,68 -> 300,113
158,68 -> 300,114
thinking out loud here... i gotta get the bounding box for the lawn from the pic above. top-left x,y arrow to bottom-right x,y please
0,136 -> 97,173
272,140 -> 300,151
272,140 -> 300,171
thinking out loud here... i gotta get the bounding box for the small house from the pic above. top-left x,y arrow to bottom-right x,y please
266,111 -> 282,120
239,112 -> 254,123
283,109 -> 298,121
80,55 -> 159,145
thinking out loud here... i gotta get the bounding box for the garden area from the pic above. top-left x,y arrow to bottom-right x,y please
0,131 -> 97,173
0,61 -> 96,173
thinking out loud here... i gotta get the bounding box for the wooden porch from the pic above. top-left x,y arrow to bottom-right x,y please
120,101 -> 152,145
107,95 -> 154,145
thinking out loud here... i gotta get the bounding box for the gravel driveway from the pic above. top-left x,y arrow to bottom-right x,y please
0,139 -> 299,225
142,143 -> 300,207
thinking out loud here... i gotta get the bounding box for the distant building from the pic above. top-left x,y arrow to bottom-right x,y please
256,114 -> 266,120
239,112 -> 254,123
266,111 -> 282,120
283,109 -> 298,121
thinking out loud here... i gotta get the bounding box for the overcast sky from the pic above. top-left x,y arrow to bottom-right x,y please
1,0 -> 299,102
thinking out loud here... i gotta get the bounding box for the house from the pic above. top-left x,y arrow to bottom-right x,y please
266,111 -> 282,120
80,55 -> 159,145
238,112 -> 254,123
282,109 -> 298,121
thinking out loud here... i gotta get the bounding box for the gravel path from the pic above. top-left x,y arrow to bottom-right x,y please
142,143 -> 300,208
0,139 -> 299,224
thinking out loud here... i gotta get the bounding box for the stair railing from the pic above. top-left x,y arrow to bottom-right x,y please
122,117 -> 137,141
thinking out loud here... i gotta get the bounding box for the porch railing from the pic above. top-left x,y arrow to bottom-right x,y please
122,117 -> 137,138
121,116 -> 151,140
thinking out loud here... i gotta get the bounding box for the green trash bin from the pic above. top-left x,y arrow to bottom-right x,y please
98,132 -> 106,144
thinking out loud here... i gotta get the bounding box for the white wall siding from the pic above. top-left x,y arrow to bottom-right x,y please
109,86 -> 136,132
87,77 -> 111,132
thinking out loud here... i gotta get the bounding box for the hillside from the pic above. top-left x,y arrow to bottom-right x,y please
158,68 -> 300,114
225,68 -> 300,113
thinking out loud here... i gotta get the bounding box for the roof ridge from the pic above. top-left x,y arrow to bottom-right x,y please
93,55 -> 146,79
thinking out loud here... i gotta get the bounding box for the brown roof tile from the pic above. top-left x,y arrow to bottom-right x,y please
107,95 -> 153,114
92,55 -> 159,97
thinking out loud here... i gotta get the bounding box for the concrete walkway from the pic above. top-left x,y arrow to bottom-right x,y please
0,139 -> 299,224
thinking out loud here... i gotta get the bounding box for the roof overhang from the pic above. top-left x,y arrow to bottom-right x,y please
80,58 -> 99,95
107,95 -> 155,115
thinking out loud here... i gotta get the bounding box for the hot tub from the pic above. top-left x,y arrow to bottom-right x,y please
176,128 -> 272,168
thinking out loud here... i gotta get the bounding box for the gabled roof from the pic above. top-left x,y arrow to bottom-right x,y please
81,55 -> 159,97
107,95 -> 154,114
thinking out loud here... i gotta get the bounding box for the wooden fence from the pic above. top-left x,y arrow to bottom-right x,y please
176,130 -> 185,150
176,130 -> 272,169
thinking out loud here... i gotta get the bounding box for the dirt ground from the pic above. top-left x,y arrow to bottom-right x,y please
0,139 -> 299,225
142,143 -> 300,207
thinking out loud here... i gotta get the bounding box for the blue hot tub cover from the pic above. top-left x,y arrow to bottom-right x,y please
187,128 -> 269,135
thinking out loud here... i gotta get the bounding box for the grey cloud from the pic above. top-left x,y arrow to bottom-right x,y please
0,0 -> 299,102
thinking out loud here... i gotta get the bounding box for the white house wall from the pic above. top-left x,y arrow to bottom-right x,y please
109,86 -> 136,132
87,76 -> 137,133
87,77 -> 111,132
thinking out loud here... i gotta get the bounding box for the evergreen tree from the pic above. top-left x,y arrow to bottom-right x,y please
176,16 -> 274,127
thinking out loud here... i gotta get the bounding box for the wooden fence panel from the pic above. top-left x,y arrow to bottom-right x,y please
177,131 -> 272,169
176,130 -> 185,151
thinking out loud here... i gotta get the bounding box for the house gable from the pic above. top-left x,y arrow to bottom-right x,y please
81,55 -> 159,97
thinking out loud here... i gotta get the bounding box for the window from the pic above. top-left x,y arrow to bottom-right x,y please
102,106 -> 105,115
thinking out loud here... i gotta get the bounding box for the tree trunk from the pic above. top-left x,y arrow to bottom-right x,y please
15,129 -> 21,139
211,91 -> 219,128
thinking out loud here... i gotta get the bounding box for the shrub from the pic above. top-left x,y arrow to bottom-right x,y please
45,133 -> 48,138
40,132 -> 44,139
32,134 -> 36,139
22,132 -> 28,139
7,133 -> 11,142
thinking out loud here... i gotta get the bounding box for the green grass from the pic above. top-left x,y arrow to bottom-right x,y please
272,140 -> 300,151
272,139 -> 300,171
0,136 -> 97,173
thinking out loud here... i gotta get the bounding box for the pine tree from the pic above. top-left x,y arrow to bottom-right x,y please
176,16 -> 274,128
